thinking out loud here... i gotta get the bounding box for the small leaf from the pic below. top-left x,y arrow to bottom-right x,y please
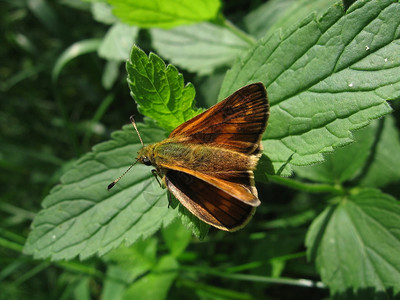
162,219 -> 192,257
126,45 -> 202,132
305,189 -> 400,295
151,22 -> 251,75
178,204 -> 210,240
98,23 -> 138,61
220,0 -> 399,173
108,0 -> 221,29
102,238 -> 158,299
102,60 -> 120,90
123,255 -> 179,300
23,124 -> 177,260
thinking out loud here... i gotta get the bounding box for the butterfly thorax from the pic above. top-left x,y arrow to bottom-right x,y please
137,137 -> 259,176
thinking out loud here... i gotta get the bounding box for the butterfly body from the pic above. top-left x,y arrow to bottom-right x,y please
138,141 -> 255,176
136,82 -> 269,231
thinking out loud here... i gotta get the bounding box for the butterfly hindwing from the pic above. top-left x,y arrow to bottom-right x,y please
164,169 -> 256,231
160,163 -> 260,206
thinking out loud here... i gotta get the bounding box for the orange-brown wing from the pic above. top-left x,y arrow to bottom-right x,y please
165,169 -> 256,231
169,83 -> 269,155
160,163 -> 260,206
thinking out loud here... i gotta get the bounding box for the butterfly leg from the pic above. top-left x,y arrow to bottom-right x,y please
151,169 -> 163,188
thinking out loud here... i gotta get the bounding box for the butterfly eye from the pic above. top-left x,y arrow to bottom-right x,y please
142,157 -> 152,166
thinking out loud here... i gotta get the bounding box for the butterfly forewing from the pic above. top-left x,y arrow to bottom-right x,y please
169,83 -> 269,155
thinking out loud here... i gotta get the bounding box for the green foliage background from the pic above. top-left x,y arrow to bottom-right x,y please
1,0 -> 400,299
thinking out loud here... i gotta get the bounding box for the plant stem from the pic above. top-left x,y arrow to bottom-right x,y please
222,19 -> 256,46
269,175 -> 343,195
180,265 -> 326,289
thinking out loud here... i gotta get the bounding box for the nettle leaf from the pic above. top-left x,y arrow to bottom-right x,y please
126,45 -> 203,132
306,189 -> 400,296
294,116 -> 400,187
359,116 -> 400,188
293,119 -> 377,184
108,0 -> 221,29
151,22 -> 251,75
24,124 -> 177,260
220,0 -> 399,174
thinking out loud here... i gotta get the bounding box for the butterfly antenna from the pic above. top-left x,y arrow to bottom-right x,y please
107,159 -> 138,190
130,115 -> 144,147
108,116 -> 144,191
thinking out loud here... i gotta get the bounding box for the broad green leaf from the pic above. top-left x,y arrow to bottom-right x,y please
98,23 -> 138,61
244,0 -> 337,39
359,116 -> 400,188
123,255 -> 179,300
162,219 -> 192,257
220,0 -> 399,174
294,116 -> 400,187
126,45 -> 202,132
293,120 -> 377,184
23,124 -> 177,260
108,0 -> 221,29
305,189 -> 400,295
151,22 -> 251,75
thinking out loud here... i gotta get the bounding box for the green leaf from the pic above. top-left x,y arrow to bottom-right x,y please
359,116 -> 400,188
126,45 -> 202,132
162,219 -> 192,257
244,0 -> 337,39
293,120 -> 377,184
98,23 -> 139,61
104,238 -> 158,279
294,116 -> 400,187
108,0 -> 221,29
23,124 -> 177,260
91,2 -> 117,25
102,238 -> 158,300
123,255 -> 179,300
102,60 -> 120,90
306,189 -> 400,296
151,22 -> 251,75
178,201 -> 210,240
220,0 -> 399,174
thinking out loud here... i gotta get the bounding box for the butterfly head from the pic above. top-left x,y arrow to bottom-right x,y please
136,145 -> 154,166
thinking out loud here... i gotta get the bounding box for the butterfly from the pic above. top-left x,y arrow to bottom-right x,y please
109,82 -> 269,231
